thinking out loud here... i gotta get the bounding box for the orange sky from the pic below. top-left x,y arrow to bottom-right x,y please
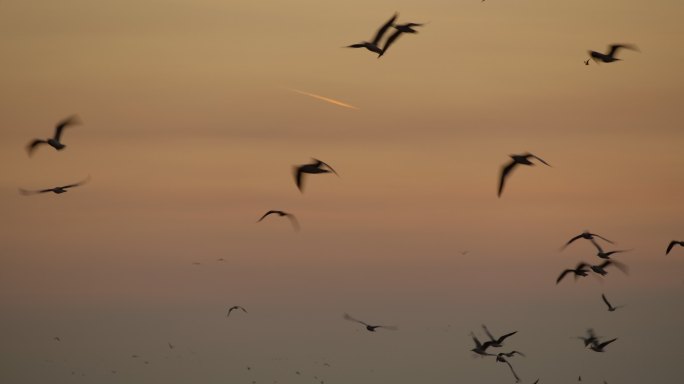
1,1 -> 683,383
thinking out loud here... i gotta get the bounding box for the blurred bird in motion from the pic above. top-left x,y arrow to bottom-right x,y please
19,176 -> 90,195
294,158 -> 338,192
227,306 -> 248,317
666,240 -> 683,255
482,324 -> 518,347
257,210 -> 300,232
347,13 -> 398,55
343,313 -> 397,332
556,262 -> 590,284
498,153 -> 550,197
378,20 -> 424,57
562,231 -> 613,250
589,44 -> 638,63
601,293 -> 624,312
27,115 -> 80,156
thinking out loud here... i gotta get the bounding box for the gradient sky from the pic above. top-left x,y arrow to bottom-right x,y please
1,0 -> 684,383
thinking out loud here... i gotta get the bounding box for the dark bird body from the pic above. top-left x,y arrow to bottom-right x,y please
344,313 -> 397,332
27,115 -> 80,156
294,158 -> 338,192
498,153 -> 550,197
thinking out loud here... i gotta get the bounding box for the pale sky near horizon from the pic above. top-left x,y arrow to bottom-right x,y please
1,1 -> 683,383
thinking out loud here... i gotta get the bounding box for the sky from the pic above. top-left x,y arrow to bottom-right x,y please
1,0 -> 684,383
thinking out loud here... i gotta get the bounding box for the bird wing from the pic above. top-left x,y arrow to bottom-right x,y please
556,269 -> 572,284
666,241 -> 677,254
286,214 -> 300,232
294,166 -> 305,192
592,233 -> 614,244
608,44 -> 638,57
372,13 -> 398,45
601,294 -> 612,309
563,234 -> 584,249
313,158 -> 339,176
380,29 -> 403,56
27,139 -> 48,155
19,188 -> 39,195
239,306 -> 247,313
607,259 -> 629,274
343,313 -> 369,327
258,210 -> 278,222
481,324 -> 496,341
599,338 -> 617,348
61,176 -> 90,189
347,43 -> 366,48
377,325 -> 398,331
471,333 -> 483,348
498,160 -> 517,197
503,359 -> 521,383
530,154 -> 550,166
497,331 -> 517,344
590,238 -> 605,253
54,115 -> 79,141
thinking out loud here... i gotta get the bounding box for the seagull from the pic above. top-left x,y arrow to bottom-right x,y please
589,260 -> 628,276
577,329 -> 599,347
343,313 -> 397,332
590,240 -> 629,259
294,158 -> 338,192
589,44 -> 638,63
257,210 -> 300,231
666,240 -> 684,255
347,13 -> 398,55
601,294 -> 624,312
378,21 -> 424,57
498,153 -> 550,197
227,306 -> 247,317
556,262 -> 590,284
26,115 -> 81,156
562,231 -> 613,250
19,176 -> 90,195
470,333 -> 495,356
482,325 -> 518,347
590,338 -> 617,352
496,351 -> 525,362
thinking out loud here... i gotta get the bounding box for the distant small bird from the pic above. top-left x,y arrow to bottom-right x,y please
556,262 -> 590,284
131,354 -> 139,358
227,306 -> 247,317
294,158 -> 338,192
168,342 -> 174,350
343,313 -> 397,332
257,210 -> 300,231
498,153 -> 550,197
482,324 -> 518,347
496,351 -> 525,362
590,338 -> 617,352
378,21 -> 424,57
470,333 -> 495,356
53,337 -> 61,342
347,13 -> 398,55
666,240 -> 684,255
601,293 -> 624,312
19,176 -> 90,195
577,328 -> 599,347
217,258 -> 225,262
27,115 -> 80,156
584,59 -> 590,65
460,250 -> 470,256
192,262 -> 201,266
589,44 -> 638,63
589,260 -> 628,276
562,231 -> 613,250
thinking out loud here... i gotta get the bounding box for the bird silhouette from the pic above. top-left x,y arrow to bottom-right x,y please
666,240 -> 683,255
601,294 -> 624,312
19,176 -> 90,195
589,44 -> 638,63
562,231 -> 613,250
227,306 -> 247,317
347,13 -> 398,55
294,158 -> 338,192
498,153 -> 550,197
496,351 -> 525,362
584,59 -> 590,65
378,21 -> 424,57
589,240 -> 630,259
470,333 -> 495,356
343,313 -> 397,332
53,337 -> 61,342
27,115 -> 80,156
482,325 -> 518,347
577,329 -> 599,347
556,262 -> 590,284
589,260 -> 628,276
257,210 -> 300,231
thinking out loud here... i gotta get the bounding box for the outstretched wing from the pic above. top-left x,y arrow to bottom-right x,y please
556,269 -> 572,284
380,29 -> 403,57
347,43 -> 366,48
498,160 -> 517,197
529,154 -> 550,166
313,158 -> 338,176
599,338 -> 617,348
286,214 -> 300,232
608,44 -> 638,57
61,176 -> 90,190
503,359 -> 521,383
666,241 -> 678,254
258,210 -> 278,222
601,294 -> 612,309
562,234 -> 584,249
496,331 -> 517,344
294,166 -> 305,192
592,233 -> 614,244
27,139 -> 48,156
54,115 -> 79,141
481,324 -> 496,342
372,13 -> 398,45
343,313 -> 369,327
377,325 -> 398,331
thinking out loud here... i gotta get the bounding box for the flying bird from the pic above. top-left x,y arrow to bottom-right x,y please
294,158 -> 338,192
53,337 -> 61,342
470,333 -> 495,356
168,342 -> 174,350
589,338 -> 617,352
378,21 -> 424,57
577,329 -> 599,347
347,13 -> 397,55
590,240 -> 630,259
589,44 -> 638,63
496,351 -> 525,362
27,115 -> 80,156
562,231 -> 613,250
482,325 -> 518,347
601,294 -> 624,312
343,313 -> 397,332
227,306 -> 247,317
584,59 -> 590,65
257,210 -> 300,231
498,153 -> 550,197
589,260 -> 628,276
666,240 -> 684,255
556,262 -> 590,284
19,176 -> 90,195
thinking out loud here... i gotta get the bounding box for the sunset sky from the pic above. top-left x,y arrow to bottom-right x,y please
1,1 -> 683,383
